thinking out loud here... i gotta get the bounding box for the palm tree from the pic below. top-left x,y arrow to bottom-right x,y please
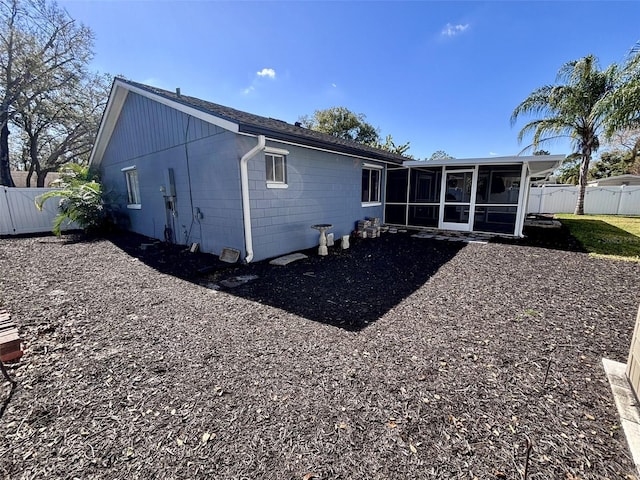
35,163 -> 105,236
594,42 -> 640,178
600,42 -> 640,138
511,55 -> 618,215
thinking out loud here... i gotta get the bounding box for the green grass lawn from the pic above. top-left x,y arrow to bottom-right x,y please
556,214 -> 640,261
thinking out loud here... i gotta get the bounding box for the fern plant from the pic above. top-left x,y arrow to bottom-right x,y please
35,164 -> 106,236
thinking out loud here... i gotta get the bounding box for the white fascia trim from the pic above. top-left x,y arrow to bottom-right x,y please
265,146 -> 290,156
363,162 -> 384,169
236,132 -> 404,166
89,84 -> 129,167
403,154 -> 565,168
90,79 -> 240,168
121,165 -> 136,172
362,202 -> 382,207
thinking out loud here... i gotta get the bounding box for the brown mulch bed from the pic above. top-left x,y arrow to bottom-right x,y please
0,229 -> 639,479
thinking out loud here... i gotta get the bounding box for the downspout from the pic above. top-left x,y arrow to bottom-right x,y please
240,135 -> 266,263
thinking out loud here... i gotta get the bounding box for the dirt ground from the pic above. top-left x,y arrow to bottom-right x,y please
0,227 -> 639,479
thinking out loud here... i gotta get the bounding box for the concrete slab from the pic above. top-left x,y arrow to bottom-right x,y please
269,253 -> 308,266
602,357 -> 640,476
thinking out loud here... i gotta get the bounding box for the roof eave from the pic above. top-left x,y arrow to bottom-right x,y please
403,154 -> 565,169
89,78 -> 242,168
238,124 -> 406,164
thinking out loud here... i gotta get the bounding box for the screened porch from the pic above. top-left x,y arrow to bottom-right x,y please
384,156 -> 565,237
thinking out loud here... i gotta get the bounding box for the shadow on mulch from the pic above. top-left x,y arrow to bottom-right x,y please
495,222 -> 587,253
103,222 -> 585,331
106,231 -> 465,331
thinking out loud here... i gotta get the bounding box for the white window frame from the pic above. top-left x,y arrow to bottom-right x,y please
362,163 -> 383,206
265,147 -> 289,189
121,166 -> 141,209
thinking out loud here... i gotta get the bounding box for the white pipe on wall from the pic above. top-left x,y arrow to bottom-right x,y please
239,135 -> 266,263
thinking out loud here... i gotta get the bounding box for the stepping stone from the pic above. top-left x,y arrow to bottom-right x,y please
219,275 -> 259,288
465,239 -> 488,245
269,253 -> 308,266
411,233 -> 435,239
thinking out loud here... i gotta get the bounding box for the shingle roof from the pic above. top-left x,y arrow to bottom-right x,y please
119,79 -> 408,165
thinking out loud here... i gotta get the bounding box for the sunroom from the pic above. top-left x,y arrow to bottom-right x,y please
384,155 -> 564,237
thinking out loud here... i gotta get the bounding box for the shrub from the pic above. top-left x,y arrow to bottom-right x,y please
35,164 -> 106,236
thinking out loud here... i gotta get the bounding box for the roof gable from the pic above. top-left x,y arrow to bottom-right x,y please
90,78 -> 409,166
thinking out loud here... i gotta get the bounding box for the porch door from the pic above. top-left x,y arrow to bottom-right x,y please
440,169 -> 476,232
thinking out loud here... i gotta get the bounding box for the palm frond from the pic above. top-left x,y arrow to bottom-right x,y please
510,86 -> 555,126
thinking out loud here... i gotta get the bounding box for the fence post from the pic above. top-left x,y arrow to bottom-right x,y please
616,185 -> 624,215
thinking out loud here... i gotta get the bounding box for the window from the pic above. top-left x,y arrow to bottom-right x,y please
266,153 -> 286,187
122,166 -> 141,209
475,166 -> 521,205
362,166 -> 381,204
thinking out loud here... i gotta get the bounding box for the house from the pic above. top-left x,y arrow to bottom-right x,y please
89,78 -> 408,262
90,79 -> 564,261
588,174 -> 640,187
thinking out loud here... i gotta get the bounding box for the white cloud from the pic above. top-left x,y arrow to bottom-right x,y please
332,83 -> 337,88
256,68 -> 276,79
242,68 -> 278,95
489,151 -> 498,156
441,23 -> 469,37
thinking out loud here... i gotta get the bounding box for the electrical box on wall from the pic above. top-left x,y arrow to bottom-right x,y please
164,168 -> 176,197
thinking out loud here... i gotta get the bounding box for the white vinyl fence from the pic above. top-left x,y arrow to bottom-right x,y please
528,185 -> 640,215
0,187 -> 75,235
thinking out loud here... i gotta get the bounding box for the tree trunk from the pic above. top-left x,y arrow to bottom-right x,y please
574,150 -> 591,215
26,161 -> 35,187
36,169 -> 48,188
0,113 -> 15,187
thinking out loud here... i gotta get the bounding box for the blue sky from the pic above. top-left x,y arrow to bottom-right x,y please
60,0 -> 640,160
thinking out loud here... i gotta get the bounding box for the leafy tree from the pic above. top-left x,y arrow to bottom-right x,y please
16,72 -> 110,186
299,107 -> 379,144
35,163 -> 105,235
428,150 -> 455,161
602,128 -> 640,175
556,154 -> 582,185
533,150 -> 550,156
376,134 -> 412,157
299,106 -> 411,156
0,0 -> 94,186
511,55 -> 618,214
590,150 -> 636,179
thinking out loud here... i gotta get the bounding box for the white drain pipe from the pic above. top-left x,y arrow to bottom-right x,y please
240,135 -> 265,263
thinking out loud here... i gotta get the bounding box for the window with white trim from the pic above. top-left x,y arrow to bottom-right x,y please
122,166 -> 141,208
266,153 -> 286,186
361,166 -> 382,204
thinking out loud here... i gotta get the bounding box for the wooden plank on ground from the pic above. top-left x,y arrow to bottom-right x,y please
0,329 -> 23,362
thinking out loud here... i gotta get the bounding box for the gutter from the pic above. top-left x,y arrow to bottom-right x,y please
240,135 -> 266,263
